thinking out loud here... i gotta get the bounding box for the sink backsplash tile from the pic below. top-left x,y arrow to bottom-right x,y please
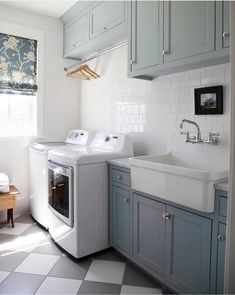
80,45 -> 230,157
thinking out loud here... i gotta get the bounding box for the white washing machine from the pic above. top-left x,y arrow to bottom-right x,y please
47,132 -> 133,258
29,130 -> 95,229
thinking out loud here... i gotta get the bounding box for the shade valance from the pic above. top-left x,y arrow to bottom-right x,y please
0,33 -> 37,95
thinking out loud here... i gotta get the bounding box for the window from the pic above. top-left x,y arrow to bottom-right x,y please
0,32 -> 38,136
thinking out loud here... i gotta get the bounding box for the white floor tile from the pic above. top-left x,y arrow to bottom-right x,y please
14,253 -> 60,275
121,285 -> 162,294
0,271 -> 10,284
84,259 -> 126,284
35,277 -> 82,294
0,223 -> 31,235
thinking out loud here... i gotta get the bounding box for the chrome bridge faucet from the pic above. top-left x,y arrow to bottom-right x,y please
180,119 -> 220,145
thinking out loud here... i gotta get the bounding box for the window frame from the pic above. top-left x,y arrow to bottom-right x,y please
0,20 -> 44,138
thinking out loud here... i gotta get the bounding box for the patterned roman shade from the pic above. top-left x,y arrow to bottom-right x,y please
0,33 -> 37,95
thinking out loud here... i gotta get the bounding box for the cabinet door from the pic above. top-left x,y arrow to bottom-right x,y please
222,1 -> 230,48
64,13 -> 89,56
216,223 -> 226,294
90,1 -> 126,39
129,1 -> 160,72
165,206 -> 212,294
111,186 -> 131,254
133,194 -> 165,275
163,1 -> 215,63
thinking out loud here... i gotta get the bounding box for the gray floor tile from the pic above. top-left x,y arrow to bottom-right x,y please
49,256 -> 92,280
78,280 -> 121,294
33,238 -> 63,256
15,214 -> 35,224
0,233 -> 17,243
122,263 -> 162,289
0,272 -> 45,294
93,249 -> 126,262
0,251 -> 29,272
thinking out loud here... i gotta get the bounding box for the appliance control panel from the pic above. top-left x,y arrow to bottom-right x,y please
91,133 -> 133,155
66,130 -> 94,146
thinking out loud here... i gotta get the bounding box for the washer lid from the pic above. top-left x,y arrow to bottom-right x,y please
30,142 -> 65,153
48,148 -> 132,165
48,132 -> 134,165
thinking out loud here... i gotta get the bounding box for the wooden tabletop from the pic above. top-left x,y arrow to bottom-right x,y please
0,185 -> 20,196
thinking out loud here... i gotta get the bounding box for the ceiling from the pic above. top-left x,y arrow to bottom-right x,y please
0,0 -> 78,18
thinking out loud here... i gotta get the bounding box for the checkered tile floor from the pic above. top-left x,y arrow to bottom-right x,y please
0,214 -> 165,294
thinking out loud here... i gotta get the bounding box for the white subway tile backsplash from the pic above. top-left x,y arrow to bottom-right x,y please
81,46 -> 230,155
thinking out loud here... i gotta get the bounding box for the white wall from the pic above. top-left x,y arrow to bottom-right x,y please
81,45 -> 230,158
0,4 -> 80,216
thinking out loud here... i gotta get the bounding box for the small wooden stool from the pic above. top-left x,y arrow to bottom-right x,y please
0,185 -> 20,228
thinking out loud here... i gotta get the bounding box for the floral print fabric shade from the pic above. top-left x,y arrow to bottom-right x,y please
0,33 -> 37,95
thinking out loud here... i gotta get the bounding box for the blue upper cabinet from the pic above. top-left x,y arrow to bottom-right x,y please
163,1 -> 215,63
61,1 -> 127,60
129,0 -> 230,79
90,1 -> 126,39
129,1 -> 160,77
222,1 -> 230,48
64,12 -> 89,59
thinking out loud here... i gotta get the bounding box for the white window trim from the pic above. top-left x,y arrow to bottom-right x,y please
0,20 -> 44,138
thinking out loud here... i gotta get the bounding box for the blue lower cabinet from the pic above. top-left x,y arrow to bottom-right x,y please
109,165 -> 227,294
216,223 -> 226,294
133,194 -> 165,275
111,186 -> 131,255
165,206 -> 212,294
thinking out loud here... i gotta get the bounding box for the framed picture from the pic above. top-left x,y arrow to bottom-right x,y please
194,86 -> 223,115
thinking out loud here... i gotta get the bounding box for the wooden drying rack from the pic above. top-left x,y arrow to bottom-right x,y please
66,64 -> 100,80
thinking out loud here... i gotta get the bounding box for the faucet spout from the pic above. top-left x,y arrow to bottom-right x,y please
180,119 -> 202,142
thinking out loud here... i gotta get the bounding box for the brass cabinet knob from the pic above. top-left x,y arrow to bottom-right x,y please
218,235 -> 225,241
163,212 -> 171,220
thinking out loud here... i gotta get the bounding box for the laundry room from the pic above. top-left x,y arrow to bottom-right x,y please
0,1 -> 234,294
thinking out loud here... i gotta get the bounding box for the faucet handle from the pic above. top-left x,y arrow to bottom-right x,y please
209,132 -> 220,137
208,132 -> 220,145
210,132 -> 220,137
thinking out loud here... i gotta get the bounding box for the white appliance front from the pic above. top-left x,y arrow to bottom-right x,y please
29,130 -> 95,229
29,143 -> 63,229
48,161 -> 73,227
48,132 -> 133,258
48,163 -> 109,258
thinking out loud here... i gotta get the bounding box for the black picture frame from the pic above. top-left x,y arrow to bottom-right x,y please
194,86 -> 223,115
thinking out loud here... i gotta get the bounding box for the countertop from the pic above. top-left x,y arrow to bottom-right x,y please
108,158 -> 131,169
214,180 -> 228,192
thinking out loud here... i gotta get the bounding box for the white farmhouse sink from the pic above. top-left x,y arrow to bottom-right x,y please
130,152 -> 228,212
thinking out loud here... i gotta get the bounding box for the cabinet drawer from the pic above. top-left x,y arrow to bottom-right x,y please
219,196 -> 227,218
111,169 -> 130,187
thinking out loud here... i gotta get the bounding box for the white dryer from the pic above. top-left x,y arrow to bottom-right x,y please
47,132 -> 133,258
29,130 -> 94,229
